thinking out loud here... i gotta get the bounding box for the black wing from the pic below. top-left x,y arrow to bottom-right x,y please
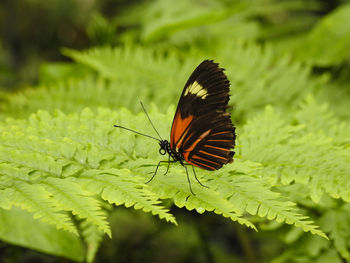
170,60 -> 235,170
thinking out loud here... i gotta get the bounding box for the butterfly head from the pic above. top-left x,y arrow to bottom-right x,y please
158,140 -> 169,155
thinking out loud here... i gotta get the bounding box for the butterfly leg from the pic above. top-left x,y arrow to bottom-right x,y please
183,165 -> 195,196
191,166 -> 209,189
163,155 -> 172,176
145,161 -> 168,184
146,160 -> 176,184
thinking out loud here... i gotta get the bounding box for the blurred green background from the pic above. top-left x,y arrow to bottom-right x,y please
0,0 -> 347,91
0,0 -> 350,262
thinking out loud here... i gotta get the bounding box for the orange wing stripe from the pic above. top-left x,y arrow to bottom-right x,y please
204,145 -> 230,152
207,139 -> 232,142
211,131 -> 231,136
183,138 -> 201,157
175,129 -> 190,150
192,155 -> 220,166
170,112 -> 193,148
199,150 -> 227,160
188,159 -> 216,170
183,130 -> 211,161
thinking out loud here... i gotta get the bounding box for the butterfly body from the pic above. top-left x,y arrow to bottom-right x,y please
158,139 -> 184,164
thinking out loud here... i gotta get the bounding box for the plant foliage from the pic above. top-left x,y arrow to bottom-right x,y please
1,41 -> 326,122
1,0 -> 350,262
2,99 -> 345,260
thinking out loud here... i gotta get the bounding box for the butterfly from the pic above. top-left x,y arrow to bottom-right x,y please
115,60 -> 235,195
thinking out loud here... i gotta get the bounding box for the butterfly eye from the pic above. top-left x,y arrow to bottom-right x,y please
159,148 -> 166,155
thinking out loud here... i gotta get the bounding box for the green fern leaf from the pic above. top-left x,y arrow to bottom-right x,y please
211,41 -> 325,121
272,188 -> 350,262
212,169 -> 327,238
63,42 -> 325,122
0,108 -> 177,236
0,182 -> 78,235
296,95 -> 350,146
117,107 -> 326,237
40,177 -> 111,237
2,42 -> 325,125
0,106 -> 330,240
80,220 -> 104,263
240,105 -> 350,203
140,167 -> 256,230
78,169 -> 177,224
320,204 -> 350,259
0,207 -> 84,262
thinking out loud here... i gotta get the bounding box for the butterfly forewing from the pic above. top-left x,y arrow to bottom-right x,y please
170,60 -> 235,170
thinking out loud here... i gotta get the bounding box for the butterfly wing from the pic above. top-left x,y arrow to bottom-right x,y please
170,60 -> 235,170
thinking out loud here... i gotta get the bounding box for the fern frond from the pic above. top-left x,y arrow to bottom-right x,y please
1,47 -> 191,119
0,182 -> 78,235
271,190 -> 350,262
0,207 -> 85,262
296,95 -> 350,145
213,169 -> 326,238
0,108 -> 176,236
240,105 -> 350,203
80,220 -> 105,263
63,42 -> 325,122
0,77 -> 126,119
62,46 -> 206,112
0,106 -> 330,239
139,166 -> 256,230
132,157 -> 325,237
78,169 -> 177,225
40,177 -> 111,237
62,45 -> 192,94
38,62 -> 92,83
211,41 -> 326,120
2,42 -> 325,125
121,107 -> 326,236
319,203 -> 350,259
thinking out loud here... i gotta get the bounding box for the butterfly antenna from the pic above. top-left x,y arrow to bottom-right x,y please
140,101 -> 163,141
114,125 -> 160,141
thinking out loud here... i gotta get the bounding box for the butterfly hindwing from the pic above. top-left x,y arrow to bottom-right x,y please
170,60 -> 235,170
